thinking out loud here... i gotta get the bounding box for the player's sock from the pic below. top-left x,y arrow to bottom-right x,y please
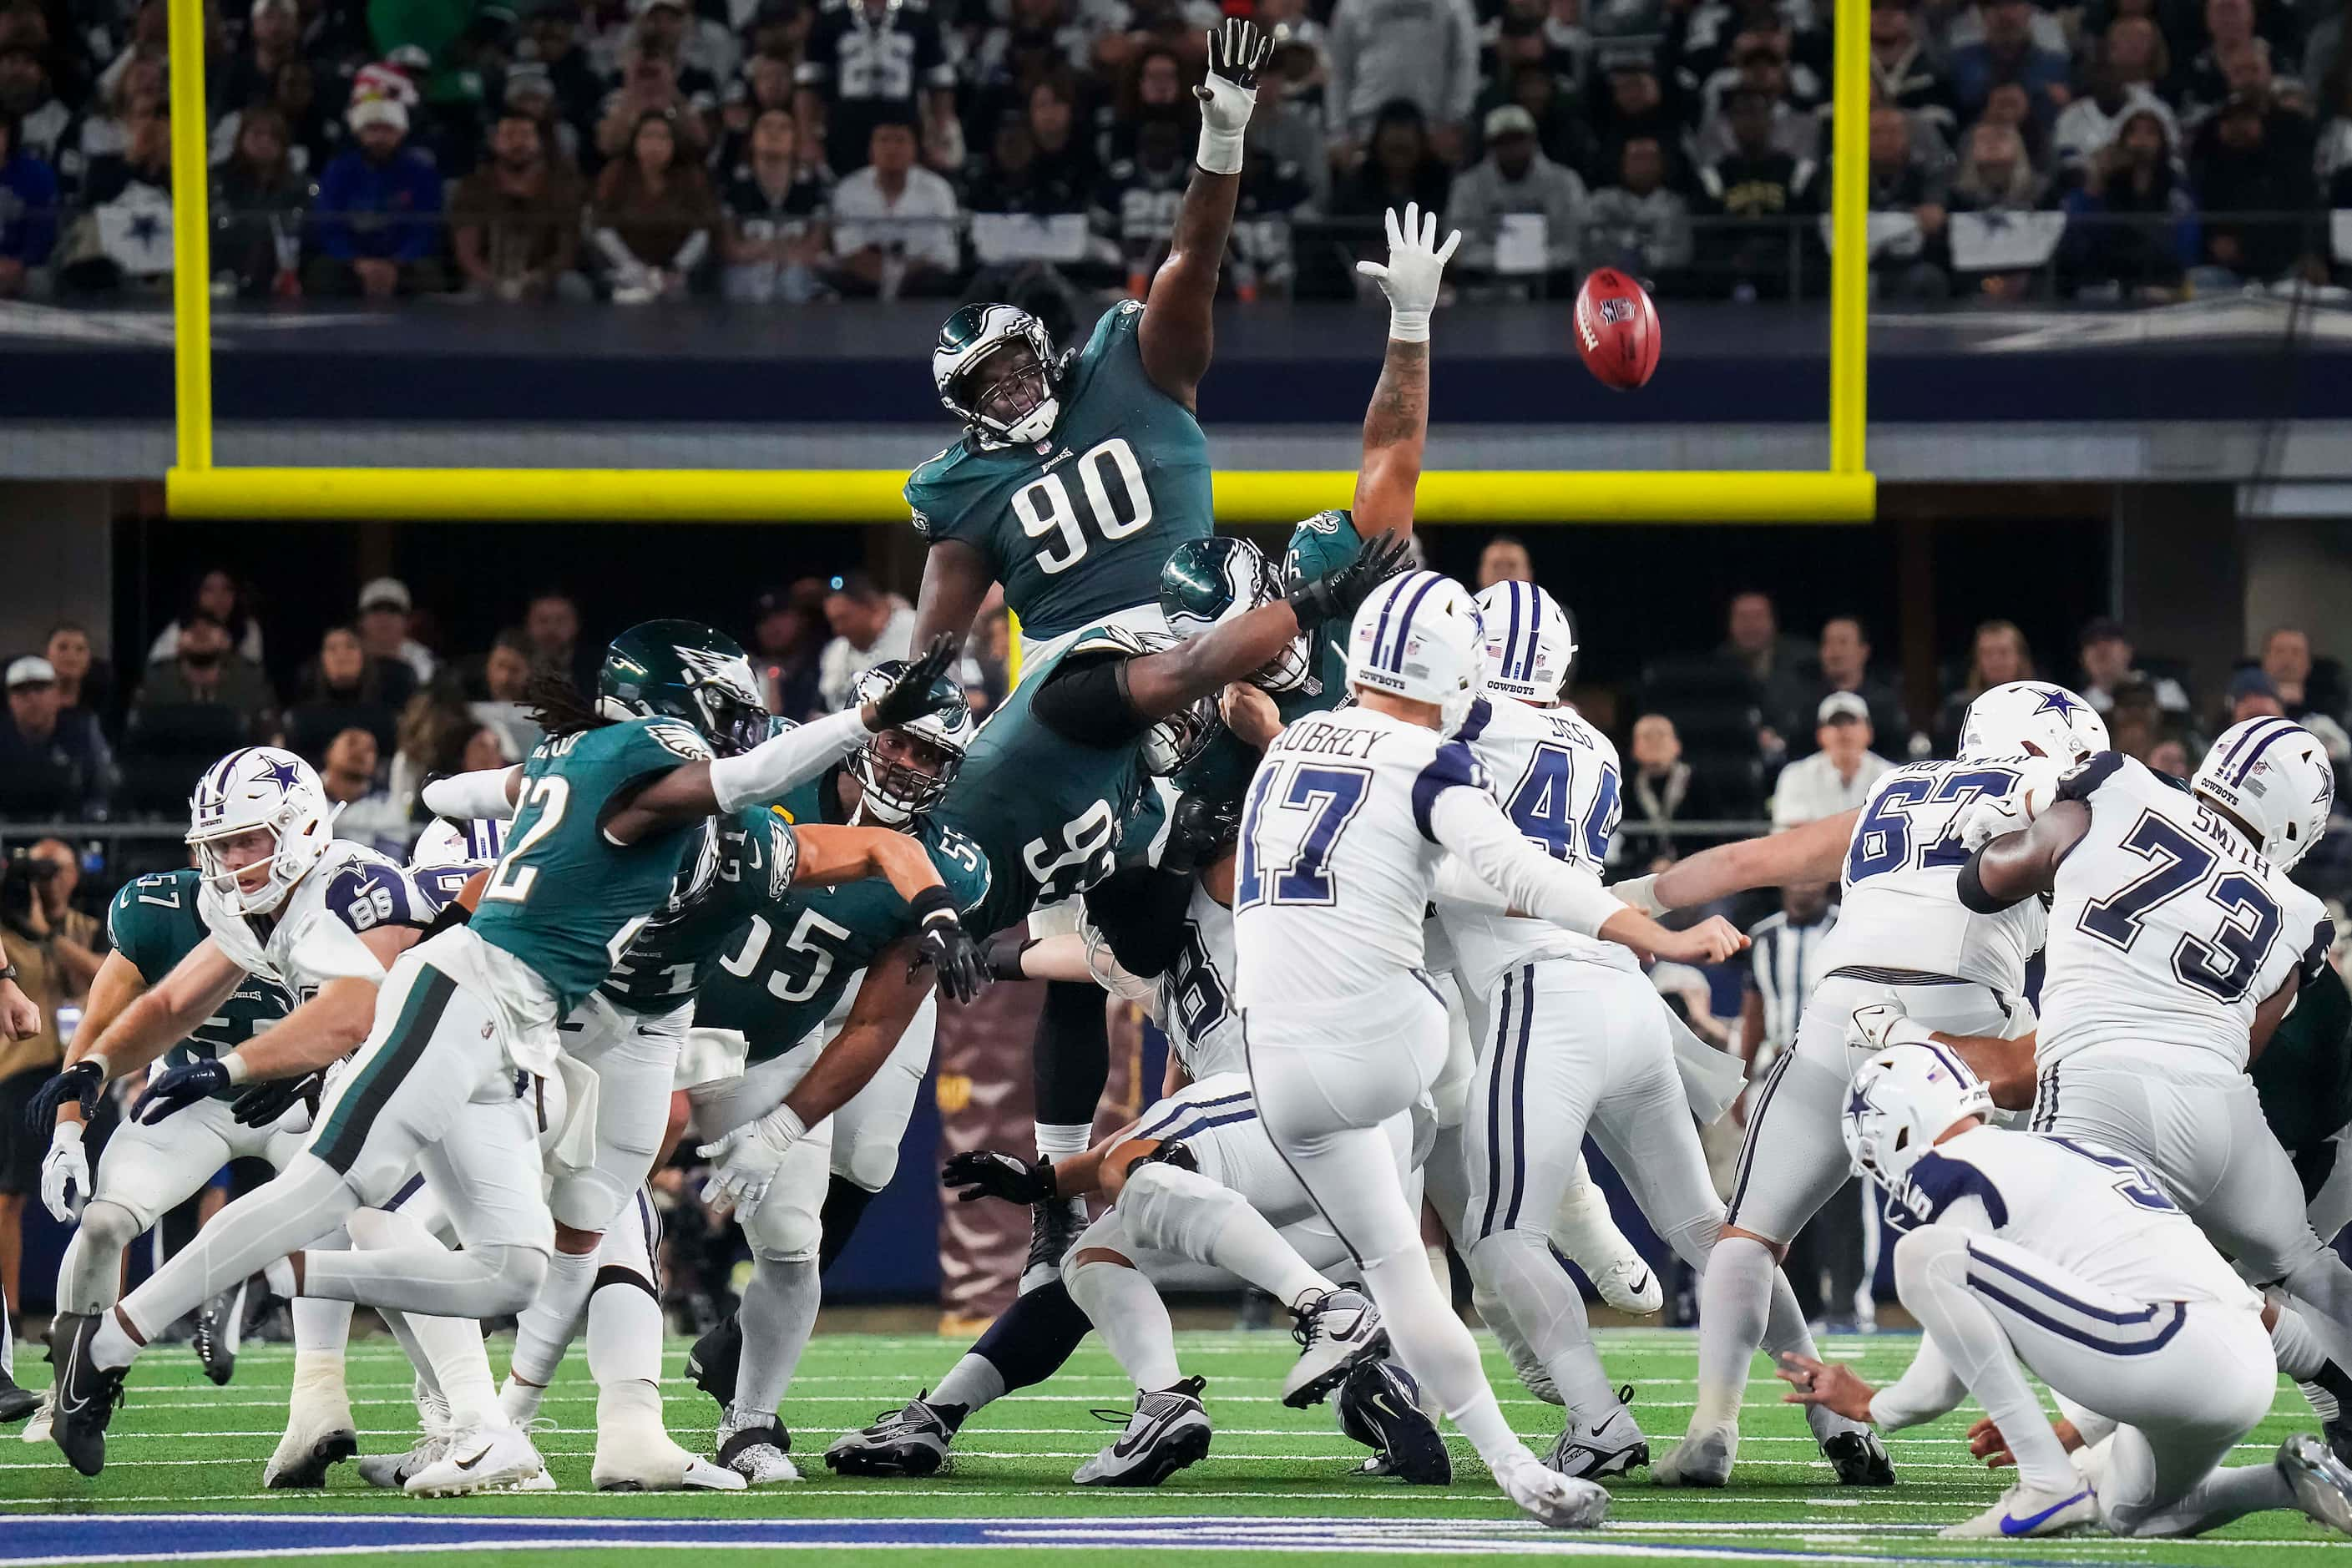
1692,1235 -> 1777,1430
587,1270 -> 666,1388
1468,1229 -> 1617,1421
1359,1243 -> 1526,1468
2272,1300 -> 2330,1380
1065,1257 -> 1181,1390
928,1355 -> 1004,1422
1033,979 -> 1110,1136
2,1307 -> 12,1378
1206,1205 -> 1334,1312
1896,1230 -> 2073,1496
1758,1262 -> 1869,1439
1034,1123 -> 1092,1164
733,1252 -> 820,1423
509,1247 -> 599,1389
817,1176 -> 877,1274
291,1298 -> 355,1356
933,1277 -> 1092,1419
1547,1154 -> 1635,1273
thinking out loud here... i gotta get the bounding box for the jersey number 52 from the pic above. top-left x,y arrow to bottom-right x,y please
1011,438 -> 1153,576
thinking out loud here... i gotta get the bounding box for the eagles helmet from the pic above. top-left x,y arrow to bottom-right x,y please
1160,537 -> 1313,693
847,657 -> 974,827
1141,692 -> 1222,778
1346,570 -> 1486,736
1842,1042 -> 1995,1192
934,304 -> 1070,447
1474,579 -> 1577,706
1960,680 -> 2107,764
186,746 -> 335,915
2193,716 -> 2335,872
598,620 -> 771,757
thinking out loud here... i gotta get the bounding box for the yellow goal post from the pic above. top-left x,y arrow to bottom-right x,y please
161,0 -> 1874,525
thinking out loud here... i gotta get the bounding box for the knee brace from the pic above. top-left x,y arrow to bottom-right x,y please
1119,1160 -> 1244,1262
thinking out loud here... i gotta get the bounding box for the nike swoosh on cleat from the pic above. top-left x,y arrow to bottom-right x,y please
453,1446 -> 493,1472
2002,1490 -> 2092,1535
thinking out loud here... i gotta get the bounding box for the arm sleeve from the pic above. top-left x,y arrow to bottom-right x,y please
1426,787 -> 1629,940
420,766 -> 519,822
1866,1336 -> 1969,1432
1027,653 -> 1151,746
708,706 -> 871,813
1432,854 -> 1513,915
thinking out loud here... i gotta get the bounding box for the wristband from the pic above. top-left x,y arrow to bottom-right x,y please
1196,125 -> 1245,177
52,1120 -> 82,1146
82,1050 -> 111,1082
908,883 -> 959,928
223,1054 -> 253,1087
0,962 -> 18,984
1388,307 -> 1431,344
1609,874 -> 1666,917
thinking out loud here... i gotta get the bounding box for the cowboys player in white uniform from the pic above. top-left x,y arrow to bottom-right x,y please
1617,680 -> 2107,1486
1887,716 -> 2352,1382
1435,579 -> 1816,1482
1236,569 -> 1747,1528
1781,1042 -> 2352,1540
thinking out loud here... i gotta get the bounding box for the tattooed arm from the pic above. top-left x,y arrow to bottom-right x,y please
1351,205 -> 1459,540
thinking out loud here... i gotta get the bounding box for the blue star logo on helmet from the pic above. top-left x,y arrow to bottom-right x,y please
258,757 -> 306,792
2031,689 -> 2083,721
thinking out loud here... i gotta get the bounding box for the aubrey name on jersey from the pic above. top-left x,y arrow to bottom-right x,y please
2036,751 -> 2331,1073
1823,753 -> 2051,994
195,838 -> 430,1003
692,760 -> 991,1062
107,868 -> 291,1087
906,300 -> 1211,644
467,716 -> 720,1016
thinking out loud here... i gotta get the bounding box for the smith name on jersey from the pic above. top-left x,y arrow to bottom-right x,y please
906,301 -> 1211,643
109,868 -> 292,1089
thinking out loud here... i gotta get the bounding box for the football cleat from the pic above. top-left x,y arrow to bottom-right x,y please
0,1364 -> 37,1424
824,1393 -> 960,1477
1074,1376 -> 1211,1487
1282,1286 -> 1386,1408
594,1383 -> 746,1492
1337,1360 -> 1449,1485
1939,1482 -> 2098,1539
1495,1449 -> 1610,1528
717,1414 -> 802,1485
1651,1422 -> 1737,1488
357,1432 -> 448,1490
1021,1196 -> 1089,1296
685,1313 -> 743,1410
1821,1428 -> 1897,1486
1587,1257 -> 1663,1316
2280,1433 -> 2352,1535
47,1314 -> 126,1478
192,1287 -> 241,1387
263,1357 -> 358,1489
19,1388 -> 53,1441
1545,1388 -> 1648,1479
404,1421 -> 546,1497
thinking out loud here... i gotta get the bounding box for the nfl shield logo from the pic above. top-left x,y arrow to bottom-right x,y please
1599,297 -> 1633,325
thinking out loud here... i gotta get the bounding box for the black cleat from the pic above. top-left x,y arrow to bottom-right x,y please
1020,1197 -> 1089,1296
0,1366 -> 36,1424
193,1288 -> 239,1387
824,1393 -> 961,1477
1823,1429 -> 1896,1486
686,1313 -> 743,1411
2326,1416 -> 2352,1471
48,1314 -> 127,1477
1338,1360 -> 1450,1485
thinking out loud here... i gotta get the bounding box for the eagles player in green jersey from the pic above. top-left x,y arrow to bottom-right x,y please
48,624 -> 983,1486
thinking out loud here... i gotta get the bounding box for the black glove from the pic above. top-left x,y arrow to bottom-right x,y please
942,1148 -> 1057,1205
25,1060 -> 104,1134
232,1070 -> 321,1129
867,633 -> 963,731
984,933 -> 1038,982
1161,792 -> 1242,878
1287,530 -> 1411,630
1201,14 -> 1272,94
906,887 -> 989,1005
132,1060 -> 231,1125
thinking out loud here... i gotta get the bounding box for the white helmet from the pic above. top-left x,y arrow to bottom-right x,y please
1474,579 -> 1577,705
2193,716 -> 2335,871
412,816 -> 507,868
1842,1041 -> 1996,1191
1960,680 -> 2109,764
185,746 -> 333,916
1346,570 -> 1485,736
847,657 -> 974,827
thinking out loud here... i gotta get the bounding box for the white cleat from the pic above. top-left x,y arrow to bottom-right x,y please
1497,1449 -> 1610,1528
2280,1434 -> 2352,1535
359,1382 -> 451,1490
1282,1287 -> 1386,1408
1939,1483 -> 2099,1540
1651,1422 -> 1737,1488
1588,1257 -> 1663,1316
1074,1377 -> 1211,1486
19,1389 -> 53,1444
597,1424 -> 749,1491
403,1422 -> 547,1497
1545,1393 -> 1649,1480
717,1413 -> 802,1485
263,1359 -> 359,1489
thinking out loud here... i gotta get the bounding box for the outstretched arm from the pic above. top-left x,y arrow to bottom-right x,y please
1621,808 -> 1860,914
1351,204 -> 1459,539
1136,18 -> 1270,406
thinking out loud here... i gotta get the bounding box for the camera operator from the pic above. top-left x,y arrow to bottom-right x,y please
0,841 -> 95,1341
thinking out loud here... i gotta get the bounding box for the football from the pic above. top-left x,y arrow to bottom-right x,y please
1573,267 -> 1662,390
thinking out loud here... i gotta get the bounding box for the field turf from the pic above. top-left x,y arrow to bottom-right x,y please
5,1324 -> 2351,1565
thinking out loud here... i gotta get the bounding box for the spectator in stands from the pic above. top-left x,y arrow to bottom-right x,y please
452,109 -> 589,302
1097,108 -> 1192,291
751,583 -> 826,720
2061,105 -> 2197,299
61,56 -> 163,201
721,106 -> 830,301
21,837 -> 98,997
1444,103 -> 1586,296
1933,618 -> 2035,755
1718,588 -> 1812,743
2228,666 -> 2287,723
1945,119 -> 2051,296
1949,0 -> 2069,126
148,569 -> 264,667
284,625 -> 402,761
796,0 -> 957,175
2260,625 -> 2346,722
1252,18 -> 1332,207
43,623 -> 110,730
263,58 -> 339,178
52,105 -> 171,297
1231,149 -> 1313,302
1805,614 -> 1909,751
1772,691 -> 1893,827
321,726 -> 411,855
1024,76 -> 1096,194
1582,134 -> 1693,281
502,63 -> 583,170
1481,58 -> 1594,181
2147,735 -> 2193,778
526,589 -> 589,686
598,43 -> 718,164
1331,99 -> 1454,258
0,108 -> 56,296
357,577 -> 435,686
2179,0 -> 2264,118
134,610 -> 278,738
825,116 -> 960,298
632,0 -> 738,91
221,0 -> 303,124
309,97 -> 445,299
1692,33 -> 1823,168
1869,3 -> 1956,145
211,105 -> 305,299
470,628 -> 545,757
1477,534 -> 1533,588
2054,18 -> 2175,180
1696,83 -> 1819,298
1616,712 -> 1732,871
0,657 -> 114,818
2191,89 -> 2320,285
1857,104 -> 1949,298
1591,57 -> 1679,159
592,109 -> 720,300
1325,0 -> 1479,166
0,43 -> 67,165
2076,615 -> 2193,717
0,847 -> 71,1325
818,571 -> 915,713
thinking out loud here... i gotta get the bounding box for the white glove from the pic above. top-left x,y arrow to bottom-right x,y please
1355,203 -> 1460,343
42,1121 -> 88,1223
1193,17 -> 1271,175
697,1105 -> 807,1219
1849,1000 -> 1934,1055
1957,793 -> 2031,852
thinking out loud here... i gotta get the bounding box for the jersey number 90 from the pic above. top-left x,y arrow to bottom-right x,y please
1011,438 -> 1153,576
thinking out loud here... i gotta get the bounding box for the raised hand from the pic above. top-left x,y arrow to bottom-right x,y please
866,634 -> 963,731
1287,529 -> 1411,630
1193,18 -> 1272,173
1356,203 -> 1461,341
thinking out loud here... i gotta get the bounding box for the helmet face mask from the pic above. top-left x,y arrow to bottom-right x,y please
847,659 -> 972,826
599,620 -> 767,757
1160,537 -> 1313,694
186,746 -> 333,915
935,305 -> 1064,446
1141,694 -> 1222,778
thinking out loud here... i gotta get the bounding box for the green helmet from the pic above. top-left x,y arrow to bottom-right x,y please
847,657 -> 974,826
1158,536 -> 1312,692
1168,719 -> 1259,803
598,620 -> 771,757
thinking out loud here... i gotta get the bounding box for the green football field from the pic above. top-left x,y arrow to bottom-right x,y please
7,1324 -> 2352,1566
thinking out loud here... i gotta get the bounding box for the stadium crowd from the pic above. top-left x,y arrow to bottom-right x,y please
0,0 -> 2348,305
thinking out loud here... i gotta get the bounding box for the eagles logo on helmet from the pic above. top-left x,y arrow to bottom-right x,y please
599,620 -> 771,757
